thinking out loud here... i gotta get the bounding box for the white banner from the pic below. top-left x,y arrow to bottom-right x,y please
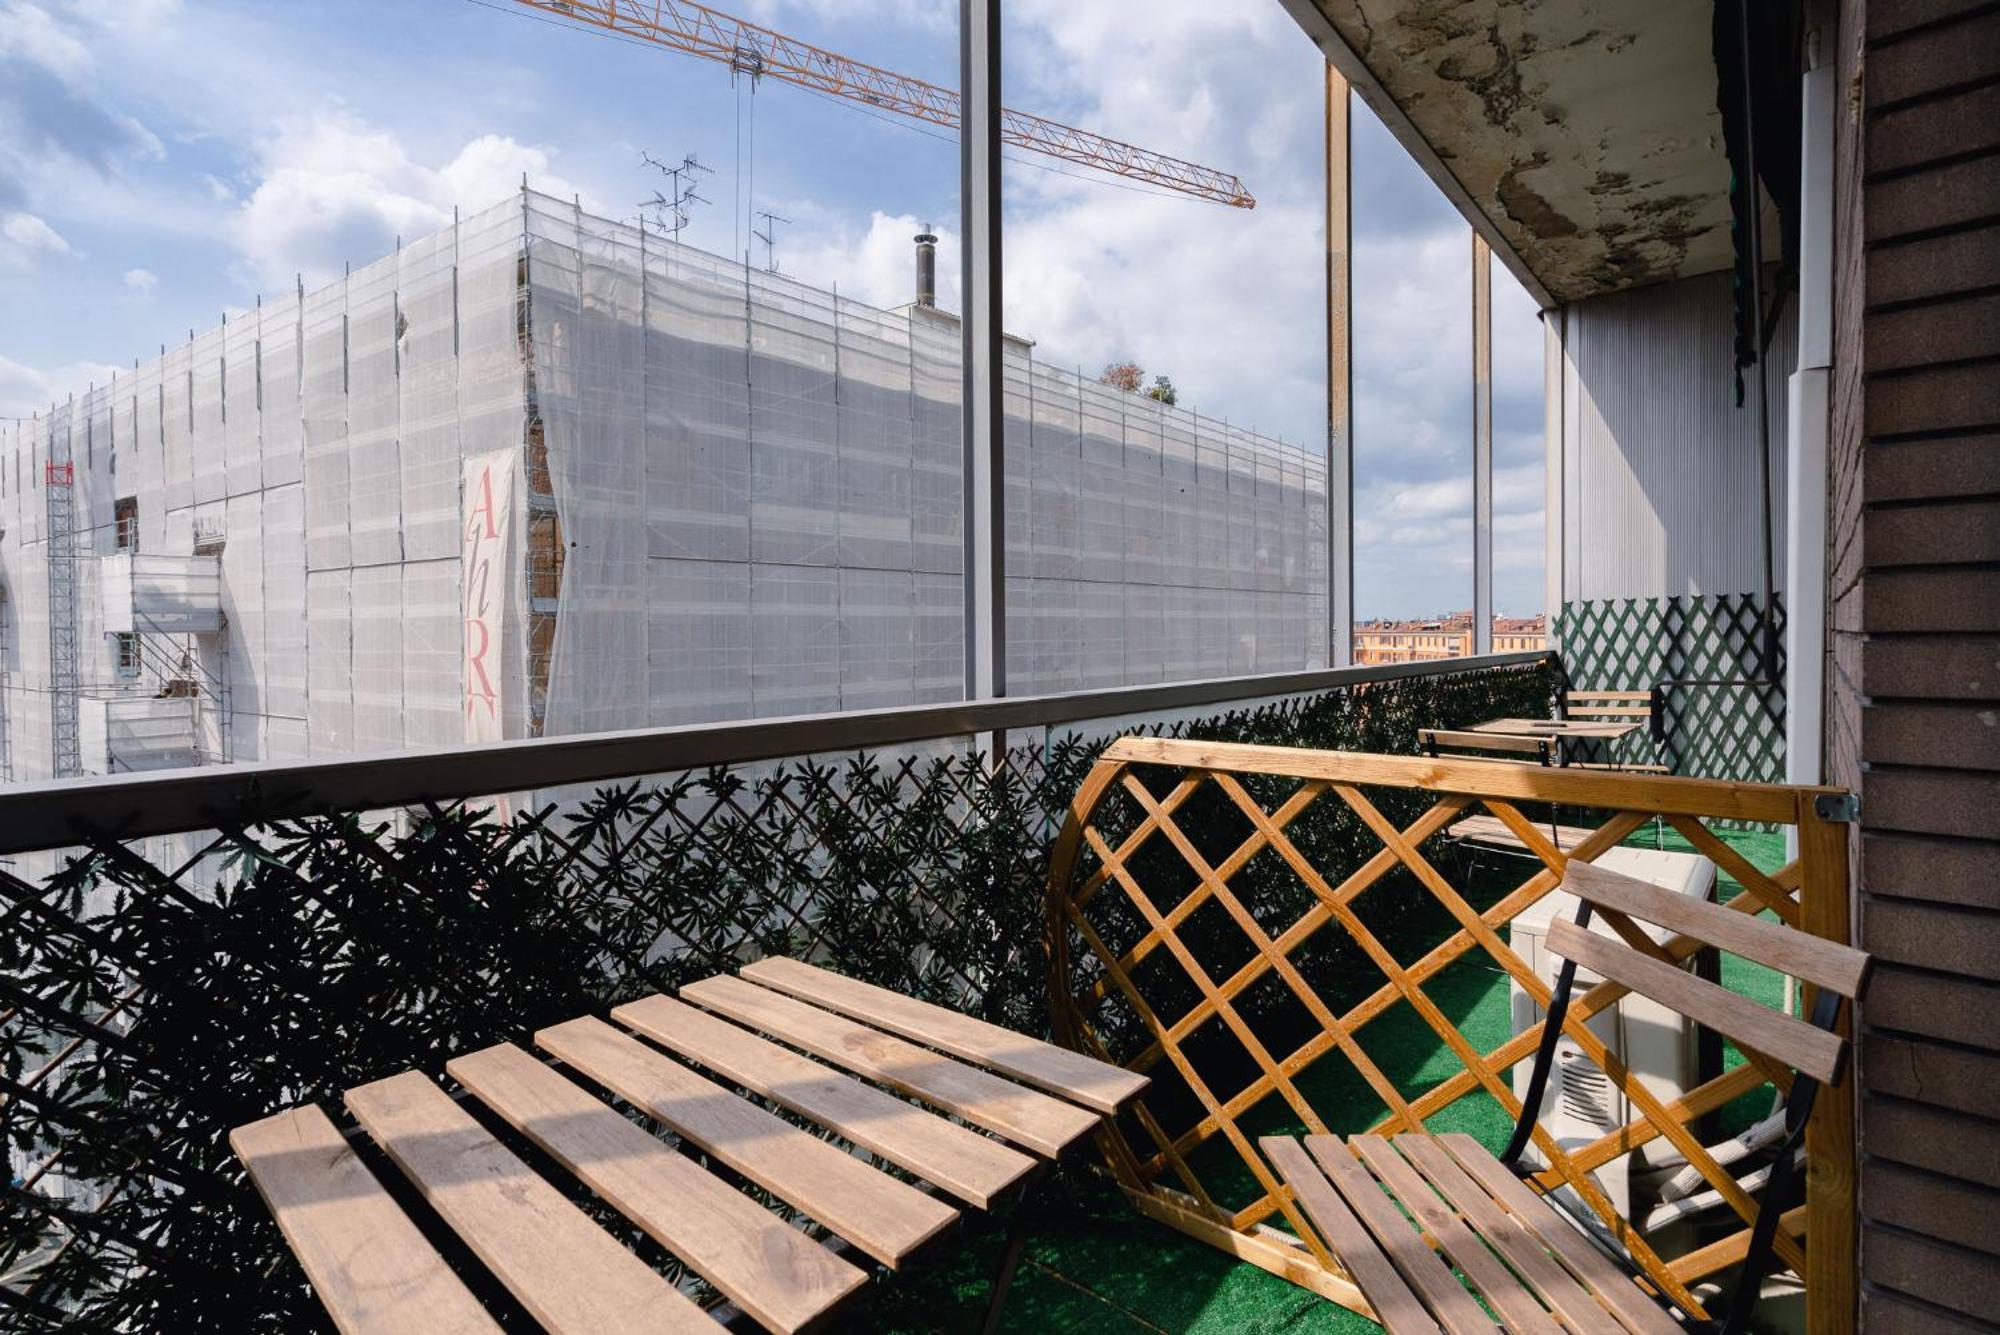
461,449 -> 517,745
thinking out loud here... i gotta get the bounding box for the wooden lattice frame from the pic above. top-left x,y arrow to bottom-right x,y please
1044,737 -> 1855,1331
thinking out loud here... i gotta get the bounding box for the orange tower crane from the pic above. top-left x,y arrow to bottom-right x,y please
512,0 -> 1256,208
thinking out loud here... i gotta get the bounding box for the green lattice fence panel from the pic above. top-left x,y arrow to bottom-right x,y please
1555,592 -> 1785,785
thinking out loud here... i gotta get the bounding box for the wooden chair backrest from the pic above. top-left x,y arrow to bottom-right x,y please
1552,860 -> 1871,1086
1565,689 -> 1653,721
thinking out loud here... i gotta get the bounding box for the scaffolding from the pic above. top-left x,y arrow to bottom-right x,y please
0,188 -> 1327,783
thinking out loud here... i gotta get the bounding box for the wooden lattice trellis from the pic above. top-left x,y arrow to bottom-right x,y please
1044,737 -> 1855,1331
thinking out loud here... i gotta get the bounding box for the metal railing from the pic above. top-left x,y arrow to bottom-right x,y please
1,652 -> 1557,1329
0,652 -> 1550,856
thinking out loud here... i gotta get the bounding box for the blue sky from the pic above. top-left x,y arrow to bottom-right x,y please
0,0 -> 1545,616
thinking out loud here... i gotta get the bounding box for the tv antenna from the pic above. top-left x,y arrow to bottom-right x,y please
753,210 -> 790,273
640,151 -> 713,241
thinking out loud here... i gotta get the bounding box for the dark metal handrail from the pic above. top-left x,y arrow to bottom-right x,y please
0,652 -> 1553,856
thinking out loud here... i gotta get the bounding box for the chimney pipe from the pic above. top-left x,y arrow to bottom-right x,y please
914,227 -> 938,308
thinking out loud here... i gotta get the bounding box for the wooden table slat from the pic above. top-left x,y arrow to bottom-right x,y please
231,1104 -> 501,1335
615,993 -> 1035,1209
684,974 -> 1099,1158
739,957 -> 1148,1115
536,1015 -> 958,1269
343,1071 -> 712,1335
446,1042 -> 864,1335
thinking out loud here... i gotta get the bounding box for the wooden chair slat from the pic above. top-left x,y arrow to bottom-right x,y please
1565,859 -> 1871,996
1300,1135 -> 1495,1335
1417,728 -> 1552,757
1430,1133 -> 1684,1335
230,1105 -> 501,1335
536,1016 -> 958,1269
343,1071 -> 712,1335
1448,814 -> 1594,853
1347,1136 -> 1563,1335
1393,1136 -> 1630,1335
1567,691 -> 1652,702
446,1042 -> 865,1335
1547,920 -> 1848,1084
683,974 -> 1099,1158
739,956 -> 1148,1114
615,993 -> 1035,1209
1260,1137 -> 1439,1335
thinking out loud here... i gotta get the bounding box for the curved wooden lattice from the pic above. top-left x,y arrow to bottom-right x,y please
1045,737 -> 1855,1331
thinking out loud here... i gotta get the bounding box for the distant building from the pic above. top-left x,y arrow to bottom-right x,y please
0,188 -> 1327,783
1352,611 -> 1545,665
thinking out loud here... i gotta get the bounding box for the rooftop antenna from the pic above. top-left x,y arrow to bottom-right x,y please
640,151 -> 712,242
753,210 -> 790,273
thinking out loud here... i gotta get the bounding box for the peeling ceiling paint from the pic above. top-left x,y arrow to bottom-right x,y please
1311,0 -> 1733,304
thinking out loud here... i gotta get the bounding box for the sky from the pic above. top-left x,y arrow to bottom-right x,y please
0,0 -> 1546,617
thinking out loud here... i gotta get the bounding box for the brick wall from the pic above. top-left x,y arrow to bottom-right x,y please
1837,1 -> 2000,1327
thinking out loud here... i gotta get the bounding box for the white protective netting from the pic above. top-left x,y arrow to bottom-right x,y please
0,187 -> 1326,783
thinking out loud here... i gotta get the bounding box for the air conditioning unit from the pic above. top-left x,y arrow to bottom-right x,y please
1509,846 -> 1716,1230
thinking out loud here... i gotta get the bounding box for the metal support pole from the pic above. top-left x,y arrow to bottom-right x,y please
1325,64 -> 1354,666
1472,232 -> 1494,654
961,0 -> 1005,702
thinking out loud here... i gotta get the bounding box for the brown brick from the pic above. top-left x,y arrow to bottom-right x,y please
1866,902 -> 2000,982
1864,831 -> 2000,908
1863,700 -> 2000,768
1861,1287 -> 1994,1334
1864,1093 -> 2000,1188
1864,568 -> 2000,634
1864,1033 -> 2000,1118
1866,433 -> 2000,502
1870,0 -> 2000,42
1867,154 -> 2000,242
1864,1227 -> 2000,1323
1865,767 -> 2000,838
1867,292 -> 2000,373
1870,9 -> 2000,108
1864,636 -> 2000,699
1869,226 -> 2000,307
1872,83 -> 2000,175
1866,500 -> 2000,567
1866,1159 -> 2000,1256
1866,966 -> 2000,1046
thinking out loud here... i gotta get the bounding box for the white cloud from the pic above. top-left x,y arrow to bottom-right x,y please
230,109 -> 577,289
122,266 -> 156,292
1,211 -> 75,266
0,352 -> 124,419
0,0 -> 91,79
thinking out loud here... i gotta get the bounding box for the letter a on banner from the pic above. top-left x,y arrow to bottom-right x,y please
462,449 -> 518,747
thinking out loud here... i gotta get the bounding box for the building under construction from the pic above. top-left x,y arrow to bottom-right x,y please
0,189 -> 1327,783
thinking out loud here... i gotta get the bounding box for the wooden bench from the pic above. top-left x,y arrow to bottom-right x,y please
232,958 -> 1146,1334
1261,857 -> 1869,1334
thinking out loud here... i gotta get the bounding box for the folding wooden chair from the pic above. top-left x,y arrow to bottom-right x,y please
1262,857 -> 1870,1333
1562,690 -> 1671,774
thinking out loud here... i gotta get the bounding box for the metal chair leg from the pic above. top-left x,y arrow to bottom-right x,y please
980,1169 -> 1046,1334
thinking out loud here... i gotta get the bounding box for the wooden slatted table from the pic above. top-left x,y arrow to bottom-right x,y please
232,959 -> 1147,1334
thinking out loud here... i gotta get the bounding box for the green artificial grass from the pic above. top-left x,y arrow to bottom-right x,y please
844,826 -> 1790,1333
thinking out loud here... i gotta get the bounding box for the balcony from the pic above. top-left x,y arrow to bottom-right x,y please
97,555 -> 223,638
0,651 -> 1863,1332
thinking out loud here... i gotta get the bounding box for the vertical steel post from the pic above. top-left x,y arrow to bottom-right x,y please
1325,64 -> 1354,666
1472,232 -> 1493,654
961,0 -> 1005,701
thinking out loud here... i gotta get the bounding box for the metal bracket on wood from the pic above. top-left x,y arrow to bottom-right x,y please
1813,792 -> 1858,823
